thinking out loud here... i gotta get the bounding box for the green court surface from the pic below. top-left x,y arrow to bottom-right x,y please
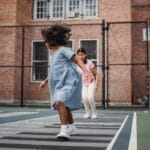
137,111 -> 150,150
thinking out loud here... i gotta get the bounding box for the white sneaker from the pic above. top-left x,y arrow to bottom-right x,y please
56,130 -> 70,141
69,125 -> 77,135
83,113 -> 91,119
91,114 -> 98,119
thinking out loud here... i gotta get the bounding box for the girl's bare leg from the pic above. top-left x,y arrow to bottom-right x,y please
54,101 -> 70,140
55,101 -> 69,125
66,107 -> 73,124
66,107 -> 77,135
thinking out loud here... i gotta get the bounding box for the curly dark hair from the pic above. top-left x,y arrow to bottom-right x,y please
41,24 -> 72,47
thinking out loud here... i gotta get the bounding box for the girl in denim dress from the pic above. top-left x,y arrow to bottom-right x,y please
40,24 -> 89,141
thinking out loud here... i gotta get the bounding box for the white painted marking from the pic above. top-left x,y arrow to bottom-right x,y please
0,112 -> 39,118
128,112 -> 137,150
106,115 -> 129,150
0,139 -> 108,148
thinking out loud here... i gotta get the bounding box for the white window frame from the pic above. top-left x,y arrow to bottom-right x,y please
51,0 -> 65,19
83,0 -> 98,18
66,0 -> 81,18
31,40 -> 49,83
33,0 -> 48,20
66,39 -> 74,49
143,28 -> 150,41
66,0 -> 98,19
33,0 -> 98,20
79,39 -> 99,65
33,0 -> 65,20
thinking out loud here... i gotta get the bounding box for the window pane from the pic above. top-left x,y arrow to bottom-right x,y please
32,62 -> 48,81
84,0 -> 97,17
32,41 -> 48,81
34,0 -> 98,20
143,28 -> 150,41
80,40 -> 97,63
52,0 -> 64,18
66,41 -> 73,48
33,42 -> 48,61
35,0 -> 48,19
68,0 -> 80,18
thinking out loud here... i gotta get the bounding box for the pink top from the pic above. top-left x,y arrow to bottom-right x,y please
78,59 -> 95,85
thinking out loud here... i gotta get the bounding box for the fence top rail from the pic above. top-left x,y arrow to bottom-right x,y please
109,63 -> 147,66
0,23 -> 102,28
0,20 -> 148,28
107,20 -> 148,25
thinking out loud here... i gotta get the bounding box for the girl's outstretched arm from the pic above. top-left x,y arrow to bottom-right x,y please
39,77 -> 48,88
92,68 -> 100,90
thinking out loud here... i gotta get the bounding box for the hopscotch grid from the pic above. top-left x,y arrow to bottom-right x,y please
0,111 -> 128,149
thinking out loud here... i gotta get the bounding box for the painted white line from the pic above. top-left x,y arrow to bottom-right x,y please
106,115 -> 129,150
128,112 -> 137,150
0,115 -> 59,126
75,123 -> 122,126
0,112 -> 39,118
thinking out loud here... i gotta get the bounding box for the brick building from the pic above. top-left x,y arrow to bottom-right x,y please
131,0 -> 150,104
0,0 -> 149,106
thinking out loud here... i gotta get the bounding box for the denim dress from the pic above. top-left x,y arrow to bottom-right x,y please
48,47 -> 82,111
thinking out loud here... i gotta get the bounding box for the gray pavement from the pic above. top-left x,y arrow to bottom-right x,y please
0,107 -> 130,150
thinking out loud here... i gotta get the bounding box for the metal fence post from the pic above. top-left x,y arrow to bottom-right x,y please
102,19 -> 106,109
20,26 -> 25,107
146,19 -> 150,109
106,22 -> 110,108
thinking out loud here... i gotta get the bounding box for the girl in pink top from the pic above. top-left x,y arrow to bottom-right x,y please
77,48 -> 99,119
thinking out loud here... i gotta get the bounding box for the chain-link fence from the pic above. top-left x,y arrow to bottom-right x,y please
104,20 -> 150,109
0,20 -> 149,109
0,23 -> 103,107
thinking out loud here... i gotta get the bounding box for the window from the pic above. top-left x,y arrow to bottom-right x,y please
143,28 -> 150,41
67,0 -> 98,18
52,0 -> 64,18
33,0 -> 98,19
67,0 -> 80,18
32,41 -> 48,82
66,40 -> 73,48
84,0 -> 97,17
34,0 -> 48,19
80,40 -> 97,65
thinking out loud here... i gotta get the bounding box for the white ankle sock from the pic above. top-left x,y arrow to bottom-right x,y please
69,123 -> 75,129
61,125 -> 68,131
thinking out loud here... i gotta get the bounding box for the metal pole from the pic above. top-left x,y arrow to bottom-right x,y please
146,20 -> 149,71
102,19 -> 106,109
146,19 -> 150,109
106,22 -> 109,108
20,27 -> 25,107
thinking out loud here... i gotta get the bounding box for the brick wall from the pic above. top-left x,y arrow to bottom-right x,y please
16,0 -> 32,25
132,0 -> 150,20
100,0 -> 131,21
131,0 -> 150,103
0,0 -> 17,103
107,23 -> 132,104
0,0 -> 17,25
0,28 -> 16,102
